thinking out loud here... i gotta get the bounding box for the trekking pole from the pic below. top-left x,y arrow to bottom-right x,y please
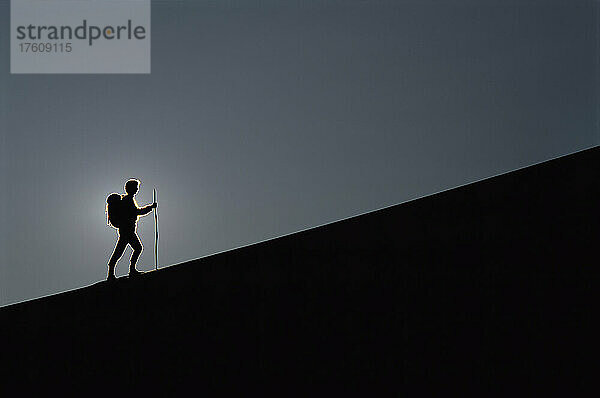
153,187 -> 159,271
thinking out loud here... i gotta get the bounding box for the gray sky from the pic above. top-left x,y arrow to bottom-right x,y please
1,0 -> 598,306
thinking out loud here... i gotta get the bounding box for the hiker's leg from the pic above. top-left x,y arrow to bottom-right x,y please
107,234 -> 127,277
129,233 -> 143,272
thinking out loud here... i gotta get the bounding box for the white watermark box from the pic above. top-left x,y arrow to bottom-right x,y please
11,0 -> 151,74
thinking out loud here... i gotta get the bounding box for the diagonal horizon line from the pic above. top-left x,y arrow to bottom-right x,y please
1,144 -> 598,309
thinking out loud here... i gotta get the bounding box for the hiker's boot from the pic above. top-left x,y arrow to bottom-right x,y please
107,266 -> 116,283
128,268 -> 143,278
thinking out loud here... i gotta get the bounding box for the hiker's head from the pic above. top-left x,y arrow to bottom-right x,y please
125,179 -> 140,195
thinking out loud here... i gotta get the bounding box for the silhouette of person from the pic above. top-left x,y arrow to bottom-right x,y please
106,179 -> 157,281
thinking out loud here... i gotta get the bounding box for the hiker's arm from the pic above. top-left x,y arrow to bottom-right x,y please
136,202 -> 157,216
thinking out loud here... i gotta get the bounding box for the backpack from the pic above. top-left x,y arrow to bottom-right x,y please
106,193 -> 124,228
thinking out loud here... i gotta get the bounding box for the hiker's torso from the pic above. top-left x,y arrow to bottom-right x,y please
119,195 -> 139,230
